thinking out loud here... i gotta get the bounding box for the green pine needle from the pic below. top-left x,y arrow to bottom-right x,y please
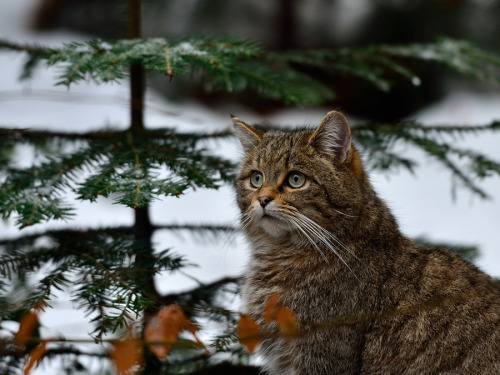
0,129 -> 235,227
2,36 -> 500,105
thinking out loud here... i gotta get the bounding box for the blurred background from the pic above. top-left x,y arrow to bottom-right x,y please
28,0 -> 500,119
1,1 -> 500,372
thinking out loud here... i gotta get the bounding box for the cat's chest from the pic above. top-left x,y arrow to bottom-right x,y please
243,257 -> 367,325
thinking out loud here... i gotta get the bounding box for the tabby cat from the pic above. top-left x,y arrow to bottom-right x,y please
232,111 -> 500,374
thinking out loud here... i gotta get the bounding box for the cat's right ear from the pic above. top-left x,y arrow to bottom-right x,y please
231,115 -> 263,153
309,111 -> 352,163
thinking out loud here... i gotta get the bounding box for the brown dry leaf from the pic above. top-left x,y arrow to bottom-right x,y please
15,310 -> 39,348
262,293 -> 280,323
183,320 -> 208,355
237,314 -> 261,354
143,314 -> 172,359
23,340 -> 49,375
110,337 -> 142,375
274,306 -> 298,337
144,304 -> 204,360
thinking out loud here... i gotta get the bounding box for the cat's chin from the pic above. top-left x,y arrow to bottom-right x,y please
258,215 -> 290,238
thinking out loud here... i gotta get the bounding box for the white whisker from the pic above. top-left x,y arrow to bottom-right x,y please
283,210 -> 359,279
239,213 -> 254,234
333,208 -> 358,218
217,212 -> 253,267
297,213 -> 361,261
239,203 -> 364,280
222,213 -> 251,246
297,218 -> 356,276
287,217 -> 329,263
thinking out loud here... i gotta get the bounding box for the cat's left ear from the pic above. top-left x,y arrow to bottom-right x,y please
309,111 -> 352,162
231,115 -> 263,153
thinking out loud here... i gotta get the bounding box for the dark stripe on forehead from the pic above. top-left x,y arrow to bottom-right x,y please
252,130 -> 313,183
284,136 -> 296,169
254,134 -> 287,183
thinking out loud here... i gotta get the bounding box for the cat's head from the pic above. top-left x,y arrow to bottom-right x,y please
233,111 -> 366,240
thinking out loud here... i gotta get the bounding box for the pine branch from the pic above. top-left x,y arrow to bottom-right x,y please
3,37 -> 500,105
353,130 -> 418,174
0,229 -> 187,282
0,40 -> 51,54
0,226 -> 240,330
351,120 -> 500,198
0,227 -> 187,336
0,37 -> 263,85
0,224 -> 238,250
0,127 -> 235,146
155,223 -> 239,243
0,130 -> 236,228
276,37 -> 500,90
377,37 -> 500,84
403,136 -> 489,199
205,59 -> 335,105
2,120 -> 499,228
352,120 -> 500,134
162,276 -> 241,310
154,223 -> 238,232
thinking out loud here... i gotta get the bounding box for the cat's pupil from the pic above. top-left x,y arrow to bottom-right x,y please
288,172 -> 305,188
251,171 -> 263,188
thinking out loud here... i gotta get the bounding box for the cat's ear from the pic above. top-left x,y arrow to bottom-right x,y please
309,111 -> 352,162
231,115 -> 263,153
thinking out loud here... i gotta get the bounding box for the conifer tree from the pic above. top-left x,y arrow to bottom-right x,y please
1,1 -> 500,374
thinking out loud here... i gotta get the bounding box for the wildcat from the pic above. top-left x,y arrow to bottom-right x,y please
232,111 -> 500,375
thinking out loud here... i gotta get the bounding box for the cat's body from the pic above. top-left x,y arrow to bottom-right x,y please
233,111 -> 500,374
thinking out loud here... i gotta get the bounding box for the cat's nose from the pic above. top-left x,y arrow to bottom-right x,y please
258,195 -> 272,208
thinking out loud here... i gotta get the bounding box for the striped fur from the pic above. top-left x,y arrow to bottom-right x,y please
234,111 -> 500,374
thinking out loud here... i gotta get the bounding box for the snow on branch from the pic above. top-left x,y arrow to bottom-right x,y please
0,129 -> 236,228
2,37 -> 500,105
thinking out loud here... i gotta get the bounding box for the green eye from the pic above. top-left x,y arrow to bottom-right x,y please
250,171 -> 264,188
288,171 -> 306,188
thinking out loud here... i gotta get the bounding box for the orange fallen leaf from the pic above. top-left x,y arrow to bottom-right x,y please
23,339 -> 49,375
262,293 -> 280,323
110,337 -> 142,375
262,293 -> 298,338
274,306 -> 298,337
144,304 -> 205,360
15,311 -> 39,348
143,315 -> 171,359
237,314 -> 261,354
182,319 -> 207,355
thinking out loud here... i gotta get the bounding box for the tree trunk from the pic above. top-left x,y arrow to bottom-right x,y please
127,1 -> 162,372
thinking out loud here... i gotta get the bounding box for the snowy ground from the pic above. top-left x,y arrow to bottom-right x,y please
1,1 -> 500,373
